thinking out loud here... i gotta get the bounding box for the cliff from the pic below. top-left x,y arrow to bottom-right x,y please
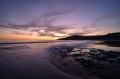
58,32 -> 120,40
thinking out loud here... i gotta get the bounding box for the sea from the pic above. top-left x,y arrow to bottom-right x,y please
0,40 -> 120,79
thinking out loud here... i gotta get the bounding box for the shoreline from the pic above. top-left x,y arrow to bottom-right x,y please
0,40 -> 120,79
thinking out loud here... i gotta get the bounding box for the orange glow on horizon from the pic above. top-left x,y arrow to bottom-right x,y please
0,34 -> 58,40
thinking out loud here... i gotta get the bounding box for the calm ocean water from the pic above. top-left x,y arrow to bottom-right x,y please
0,40 -> 120,79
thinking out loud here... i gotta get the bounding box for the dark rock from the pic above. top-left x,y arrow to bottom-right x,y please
63,63 -> 66,66
88,53 -> 95,56
116,60 -> 120,64
97,49 -> 105,52
79,59 -> 98,67
107,52 -> 119,58
61,52 -> 67,58
117,58 -> 120,60
67,47 -> 73,52
99,56 -> 108,61
67,55 -> 71,57
74,58 -> 80,61
101,52 -> 107,55
108,60 -> 114,63
98,66 -> 104,69
72,54 -> 80,57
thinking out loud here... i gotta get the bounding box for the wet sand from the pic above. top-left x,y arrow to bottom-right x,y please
0,52 -> 81,79
0,40 -> 84,79
0,40 -> 120,79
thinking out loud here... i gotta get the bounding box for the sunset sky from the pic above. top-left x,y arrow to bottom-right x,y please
0,0 -> 120,40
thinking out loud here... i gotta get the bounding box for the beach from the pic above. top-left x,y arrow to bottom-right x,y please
0,40 -> 120,79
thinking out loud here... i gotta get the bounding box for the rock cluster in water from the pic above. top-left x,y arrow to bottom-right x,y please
51,46 -> 120,69
49,45 -> 120,79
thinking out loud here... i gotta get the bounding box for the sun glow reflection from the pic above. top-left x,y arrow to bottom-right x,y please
54,33 -> 67,37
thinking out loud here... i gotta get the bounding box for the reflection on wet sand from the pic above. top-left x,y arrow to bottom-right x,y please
94,41 -> 120,47
0,41 -> 82,79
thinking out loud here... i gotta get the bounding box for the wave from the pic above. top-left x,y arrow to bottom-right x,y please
0,41 -> 54,45
0,40 -> 96,45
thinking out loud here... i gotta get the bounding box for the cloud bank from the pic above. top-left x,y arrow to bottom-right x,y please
0,10 -> 74,37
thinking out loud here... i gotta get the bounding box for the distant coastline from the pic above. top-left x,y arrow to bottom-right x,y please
58,32 -> 120,40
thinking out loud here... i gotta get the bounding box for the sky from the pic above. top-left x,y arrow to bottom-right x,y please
0,0 -> 120,40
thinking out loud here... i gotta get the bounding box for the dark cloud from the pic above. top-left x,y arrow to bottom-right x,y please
31,27 -> 68,37
112,22 -> 120,27
42,10 -> 74,17
0,17 -> 38,30
69,29 -> 100,36
43,25 -> 70,34
37,31 -> 56,37
0,9 -> 74,38
31,29 -> 41,33
94,11 -> 120,22
108,22 -> 120,28
11,23 -> 69,37
13,30 -> 65,37
13,31 -> 33,36
81,23 -> 101,31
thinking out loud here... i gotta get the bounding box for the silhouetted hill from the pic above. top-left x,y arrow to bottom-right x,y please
58,32 -> 120,40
